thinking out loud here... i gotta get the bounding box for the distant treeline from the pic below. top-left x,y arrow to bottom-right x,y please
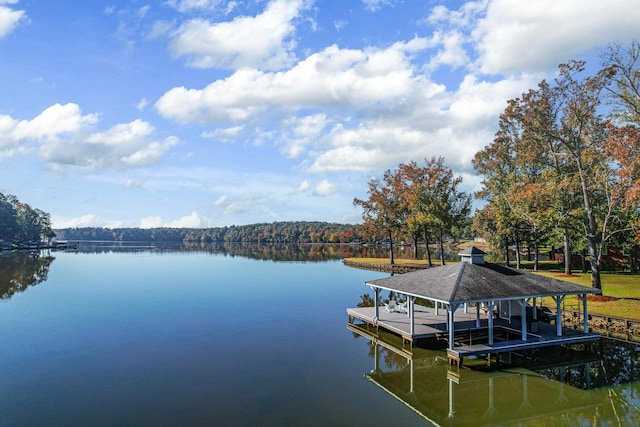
55,221 -> 360,244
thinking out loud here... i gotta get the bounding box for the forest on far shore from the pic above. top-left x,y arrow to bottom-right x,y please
54,221 -> 361,244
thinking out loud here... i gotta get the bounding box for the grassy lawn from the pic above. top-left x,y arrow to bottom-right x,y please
345,257 -> 640,320
534,271 -> 640,320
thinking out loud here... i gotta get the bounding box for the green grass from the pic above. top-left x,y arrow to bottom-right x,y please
534,271 -> 640,298
535,271 -> 640,320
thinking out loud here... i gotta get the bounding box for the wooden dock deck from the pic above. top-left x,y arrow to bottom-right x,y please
347,304 -> 486,343
347,304 -> 600,365
446,327 -> 600,366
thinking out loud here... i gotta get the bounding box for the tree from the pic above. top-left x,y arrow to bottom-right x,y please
476,58 -> 630,288
473,106 -> 530,268
603,40 -> 640,125
0,193 -> 54,245
603,41 -> 640,247
516,82 -> 586,274
0,194 -> 18,242
548,61 -> 619,288
604,124 -> 640,267
353,170 -> 406,264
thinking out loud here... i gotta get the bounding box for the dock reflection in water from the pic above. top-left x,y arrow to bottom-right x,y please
349,322 -> 640,426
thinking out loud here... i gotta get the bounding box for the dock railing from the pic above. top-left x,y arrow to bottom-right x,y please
550,307 -> 640,342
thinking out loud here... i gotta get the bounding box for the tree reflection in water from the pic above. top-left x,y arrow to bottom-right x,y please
0,251 -> 55,299
61,240 -> 457,262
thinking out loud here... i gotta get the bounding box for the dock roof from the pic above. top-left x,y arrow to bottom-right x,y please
365,261 -> 600,304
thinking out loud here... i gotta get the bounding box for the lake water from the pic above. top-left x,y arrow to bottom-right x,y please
1,246 -> 639,426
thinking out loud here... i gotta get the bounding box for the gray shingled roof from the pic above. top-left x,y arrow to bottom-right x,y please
365,262 -> 601,304
458,246 -> 488,256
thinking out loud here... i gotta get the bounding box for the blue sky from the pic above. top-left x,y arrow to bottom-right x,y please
1,0 -> 639,229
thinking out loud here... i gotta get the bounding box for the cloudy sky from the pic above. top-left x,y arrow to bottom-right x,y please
1,0 -> 639,229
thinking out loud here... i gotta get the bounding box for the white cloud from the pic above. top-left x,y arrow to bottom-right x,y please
426,30 -> 470,70
19,103 -> 98,140
472,0 -> 640,75
165,211 -> 203,227
39,119 -> 179,171
147,20 -> 175,40
124,179 -> 144,188
219,192 -> 268,216
279,113 -> 328,158
167,0 -> 309,70
156,38 -> 436,124
52,214 -> 105,229
154,0 -> 640,187
54,212 -> 205,229
140,216 -> 163,228
0,103 -> 98,159
362,0 -> 397,12
313,179 -> 335,196
298,180 -> 310,192
201,125 -> 244,142
138,5 -> 150,18
334,19 -> 347,31
0,104 -> 178,171
0,1 -> 27,38
136,97 -> 148,111
165,0 -> 223,13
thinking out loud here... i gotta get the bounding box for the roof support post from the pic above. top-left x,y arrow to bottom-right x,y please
410,296 -> 416,336
517,299 -> 527,341
580,294 -> 588,333
486,301 -> 495,345
435,302 -> 439,316
406,295 -> 411,318
552,296 -> 565,336
475,303 -> 481,328
532,297 -> 538,321
448,304 -> 460,350
370,287 -> 380,322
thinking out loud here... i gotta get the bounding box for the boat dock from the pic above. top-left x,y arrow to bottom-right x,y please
347,303 -> 599,366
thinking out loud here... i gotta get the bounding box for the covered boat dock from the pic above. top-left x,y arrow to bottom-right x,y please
347,247 -> 601,366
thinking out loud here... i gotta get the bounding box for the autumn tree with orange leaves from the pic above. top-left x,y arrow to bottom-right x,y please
353,169 -> 406,265
398,158 -> 471,266
602,41 -> 640,271
354,158 -> 470,265
476,47 -> 640,288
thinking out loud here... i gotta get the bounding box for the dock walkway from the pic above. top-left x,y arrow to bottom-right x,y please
347,304 -> 484,343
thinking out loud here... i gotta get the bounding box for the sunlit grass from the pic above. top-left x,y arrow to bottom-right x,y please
535,271 -> 640,320
534,271 -> 640,299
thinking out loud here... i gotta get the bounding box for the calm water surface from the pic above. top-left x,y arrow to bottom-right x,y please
0,247 -> 639,426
